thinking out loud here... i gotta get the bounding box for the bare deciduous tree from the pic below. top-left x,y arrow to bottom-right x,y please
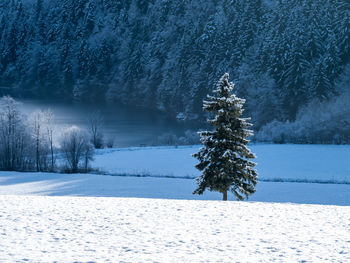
44,109 -> 55,171
29,110 -> 49,171
0,96 -> 32,171
88,110 -> 104,149
60,126 -> 94,173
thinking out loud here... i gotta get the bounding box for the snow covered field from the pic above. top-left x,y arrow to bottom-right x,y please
1,144 -> 350,205
93,144 -> 350,183
1,144 -> 350,262
1,195 -> 349,262
1,171 -> 350,205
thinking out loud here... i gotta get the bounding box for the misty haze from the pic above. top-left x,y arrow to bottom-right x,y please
19,99 -> 196,147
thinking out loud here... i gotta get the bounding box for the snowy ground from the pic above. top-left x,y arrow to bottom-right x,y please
1,144 -> 350,205
1,195 -> 349,262
93,144 -> 350,183
1,171 -> 350,205
1,144 -> 350,261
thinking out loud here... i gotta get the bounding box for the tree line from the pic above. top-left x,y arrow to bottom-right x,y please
0,96 -> 107,172
0,0 -> 349,143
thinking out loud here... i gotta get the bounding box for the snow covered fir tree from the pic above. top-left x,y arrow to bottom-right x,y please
193,73 -> 257,201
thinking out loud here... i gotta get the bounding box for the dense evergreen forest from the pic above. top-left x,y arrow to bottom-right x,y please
0,0 -> 349,143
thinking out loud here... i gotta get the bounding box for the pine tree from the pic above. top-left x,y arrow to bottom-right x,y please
193,73 -> 258,201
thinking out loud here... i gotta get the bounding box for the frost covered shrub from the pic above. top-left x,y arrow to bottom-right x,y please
255,91 -> 350,144
255,120 -> 292,144
179,130 -> 200,145
154,130 -> 200,146
106,137 -> 115,148
155,132 -> 178,146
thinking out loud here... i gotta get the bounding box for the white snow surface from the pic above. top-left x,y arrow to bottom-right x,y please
1,143 -> 350,262
1,195 -> 349,262
1,171 -> 350,205
93,144 -> 350,182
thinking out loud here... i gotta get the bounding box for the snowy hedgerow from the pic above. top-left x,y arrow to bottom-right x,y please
193,73 -> 258,201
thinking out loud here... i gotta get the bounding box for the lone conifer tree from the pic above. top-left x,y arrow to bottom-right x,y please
193,73 -> 258,201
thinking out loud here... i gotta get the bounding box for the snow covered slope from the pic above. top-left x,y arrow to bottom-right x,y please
1,172 -> 350,205
1,143 -> 350,262
93,144 -> 350,183
1,195 -> 349,262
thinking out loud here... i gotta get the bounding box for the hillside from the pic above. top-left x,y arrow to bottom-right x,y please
0,0 -> 350,142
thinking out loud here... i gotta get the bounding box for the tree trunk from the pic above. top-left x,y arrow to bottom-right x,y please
50,141 -> 54,171
222,191 -> 227,201
36,138 -> 39,172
